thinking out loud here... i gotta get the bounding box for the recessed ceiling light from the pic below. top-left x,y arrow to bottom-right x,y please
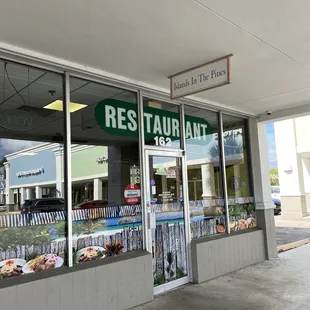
43,100 -> 87,113
148,101 -> 162,109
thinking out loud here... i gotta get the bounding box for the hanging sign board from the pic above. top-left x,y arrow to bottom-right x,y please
169,54 -> 232,99
95,99 -> 213,145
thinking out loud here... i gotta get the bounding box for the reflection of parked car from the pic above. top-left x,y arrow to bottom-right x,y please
73,200 -> 108,210
0,203 -> 6,212
21,198 -> 65,214
271,186 -> 281,215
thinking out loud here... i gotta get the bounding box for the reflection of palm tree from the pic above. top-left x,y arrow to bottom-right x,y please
209,131 -> 243,159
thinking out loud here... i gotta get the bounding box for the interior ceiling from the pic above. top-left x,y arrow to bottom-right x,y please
1,0 -> 309,117
0,60 -> 241,150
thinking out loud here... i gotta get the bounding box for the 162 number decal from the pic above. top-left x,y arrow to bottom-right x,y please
154,136 -> 172,147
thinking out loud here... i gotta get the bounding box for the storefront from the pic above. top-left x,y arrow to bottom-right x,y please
0,58 -> 274,309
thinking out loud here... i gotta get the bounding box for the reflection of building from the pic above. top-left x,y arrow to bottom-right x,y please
154,129 -> 249,203
6,136 -> 250,210
4,143 -> 119,207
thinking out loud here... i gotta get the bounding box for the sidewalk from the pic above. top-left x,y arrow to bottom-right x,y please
134,244 -> 310,310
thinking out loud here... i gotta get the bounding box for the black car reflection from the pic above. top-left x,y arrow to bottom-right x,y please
21,198 -> 65,214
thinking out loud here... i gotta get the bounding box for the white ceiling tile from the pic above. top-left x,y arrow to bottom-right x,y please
0,1 -> 310,117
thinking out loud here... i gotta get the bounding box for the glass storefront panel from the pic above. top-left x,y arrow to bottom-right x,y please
0,57 -> 259,289
69,77 -> 142,264
184,106 -> 225,239
0,60 -> 66,279
222,115 -> 256,232
143,98 -> 181,149
147,154 -> 188,286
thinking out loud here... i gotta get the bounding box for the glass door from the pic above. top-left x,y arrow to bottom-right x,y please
145,150 -> 189,294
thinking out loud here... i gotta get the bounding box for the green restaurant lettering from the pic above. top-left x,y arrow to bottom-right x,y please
95,99 -> 213,145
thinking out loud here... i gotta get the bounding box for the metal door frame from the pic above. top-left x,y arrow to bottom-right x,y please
144,149 -> 190,295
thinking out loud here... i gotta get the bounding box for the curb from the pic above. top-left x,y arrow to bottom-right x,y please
277,238 -> 310,253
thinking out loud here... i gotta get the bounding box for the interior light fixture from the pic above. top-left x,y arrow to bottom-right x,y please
148,101 -> 162,109
43,100 -> 87,113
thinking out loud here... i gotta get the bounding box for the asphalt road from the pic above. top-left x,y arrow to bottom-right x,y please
276,226 -> 310,246
274,215 -> 310,246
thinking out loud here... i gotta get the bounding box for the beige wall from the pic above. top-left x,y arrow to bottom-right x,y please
281,195 -> 308,218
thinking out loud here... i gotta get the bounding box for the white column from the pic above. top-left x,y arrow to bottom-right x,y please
249,119 -> 277,259
56,181 -> 64,198
35,186 -> 42,199
201,163 -> 216,199
275,119 -> 303,195
94,178 -> 102,200
55,148 -> 64,198
274,119 -> 307,217
20,188 -> 26,204
301,156 -> 310,193
26,188 -> 34,200
4,163 -> 14,205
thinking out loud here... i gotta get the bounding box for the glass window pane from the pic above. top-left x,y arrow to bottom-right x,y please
70,77 -> 142,264
222,115 -> 256,232
184,106 -> 225,239
143,98 -> 181,149
0,60 -> 66,279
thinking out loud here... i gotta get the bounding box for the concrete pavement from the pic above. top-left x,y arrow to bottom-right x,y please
134,244 -> 310,310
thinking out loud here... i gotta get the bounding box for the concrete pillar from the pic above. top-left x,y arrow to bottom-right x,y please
274,119 -> 307,217
249,119 -> 277,260
108,146 -> 122,205
94,178 -> 103,200
201,163 -> 216,199
20,188 -> 26,204
4,163 -> 14,209
35,186 -> 42,199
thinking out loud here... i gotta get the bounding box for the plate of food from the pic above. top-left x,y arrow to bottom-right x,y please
0,259 -> 26,278
229,220 -> 238,231
216,223 -> 226,233
23,254 -> 64,273
76,246 -> 105,263
238,219 -> 247,230
247,217 -> 256,228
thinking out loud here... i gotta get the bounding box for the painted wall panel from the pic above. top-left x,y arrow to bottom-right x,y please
71,146 -> 108,179
9,148 -> 57,187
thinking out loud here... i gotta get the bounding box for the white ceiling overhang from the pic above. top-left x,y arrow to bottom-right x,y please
1,0 -> 310,119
